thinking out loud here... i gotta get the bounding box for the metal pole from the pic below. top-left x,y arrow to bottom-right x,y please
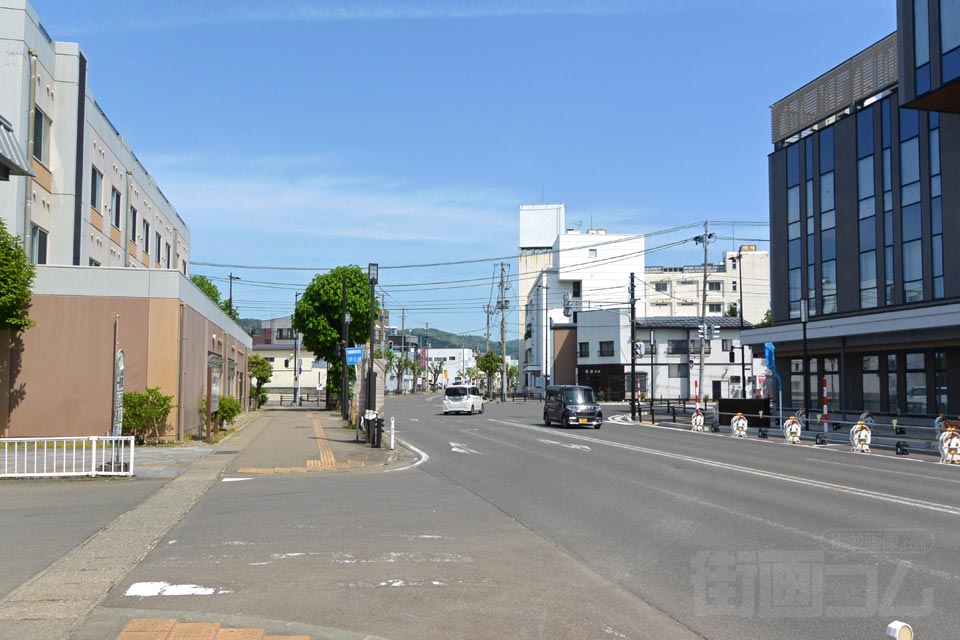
390,416 -> 395,451
400,308 -> 406,393
697,222 -> 711,410
650,328 -> 655,403
737,250 -> 746,398
630,272 -> 637,420
802,300 -> 809,428
294,291 -> 300,406
341,278 -> 349,420
500,262 -> 508,402
367,268 -> 377,413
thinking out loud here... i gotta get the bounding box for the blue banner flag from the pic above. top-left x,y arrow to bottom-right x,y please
764,342 -> 777,374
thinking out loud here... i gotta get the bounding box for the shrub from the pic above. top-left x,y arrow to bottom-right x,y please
218,395 -> 241,425
123,387 -> 175,444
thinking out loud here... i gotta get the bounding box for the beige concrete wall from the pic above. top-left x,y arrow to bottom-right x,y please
6,295 -> 150,437
146,298 -> 180,435
553,326 -> 577,386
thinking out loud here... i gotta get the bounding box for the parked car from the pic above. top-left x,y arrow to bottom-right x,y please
543,385 -> 602,429
443,385 -> 484,415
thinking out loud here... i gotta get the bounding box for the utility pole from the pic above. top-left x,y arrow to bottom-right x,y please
483,304 -> 493,355
543,279 -> 549,387
294,291 -> 301,406
399,308 -> 406,394
367,263 -> 378,414
734,249 -> 747,398
630,272 -> 637,420
228,273 -> 241,317
694,222 -> 716,410
499,262 -> 508,402
424,322 -> 430,393
380,293 -> 386,355
340,278 -> 349,420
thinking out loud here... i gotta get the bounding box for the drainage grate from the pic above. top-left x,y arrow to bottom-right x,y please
213,450 -> 240,455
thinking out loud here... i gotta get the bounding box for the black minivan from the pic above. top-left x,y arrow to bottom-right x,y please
543,385 -> 602,429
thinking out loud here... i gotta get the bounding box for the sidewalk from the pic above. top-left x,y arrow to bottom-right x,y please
0,409 -> 407,640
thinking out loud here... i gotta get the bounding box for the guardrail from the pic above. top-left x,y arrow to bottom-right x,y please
1,436 -> 135,478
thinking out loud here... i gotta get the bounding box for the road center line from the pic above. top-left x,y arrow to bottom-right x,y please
490,419 -> 960,517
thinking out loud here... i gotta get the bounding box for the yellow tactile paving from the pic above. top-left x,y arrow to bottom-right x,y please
117,618 -> 311,640
167,622 -> 221,640
310,414 -> 338,470
214,628 -> 265,639
122,619 -> 179,633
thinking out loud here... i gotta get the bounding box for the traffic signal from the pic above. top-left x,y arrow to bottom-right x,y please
284,359 -> 290,368
729,350 -> 736,363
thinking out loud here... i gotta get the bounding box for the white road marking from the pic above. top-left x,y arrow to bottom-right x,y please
804,457 -> 960,483
410,418 -> 419,422
491,419 -> 960,517
385,439 -> 430,472
222,477 -> 252,482
125,582 -> 232,597
450,442 -> 481,455
538,438 -> 591,451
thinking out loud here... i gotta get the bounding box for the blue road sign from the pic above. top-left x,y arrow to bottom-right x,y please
345,347 -> 364,366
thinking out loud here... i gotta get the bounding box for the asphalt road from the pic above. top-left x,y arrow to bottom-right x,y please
387,394 -> 960,640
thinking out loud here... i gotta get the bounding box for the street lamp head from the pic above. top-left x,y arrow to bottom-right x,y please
345,311 -> 351,324
368,262 -> 379,285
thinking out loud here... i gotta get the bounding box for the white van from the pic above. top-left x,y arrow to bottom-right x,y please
443,385 -> 484,415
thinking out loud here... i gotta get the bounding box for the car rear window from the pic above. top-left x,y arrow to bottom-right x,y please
445,387 -> 468,397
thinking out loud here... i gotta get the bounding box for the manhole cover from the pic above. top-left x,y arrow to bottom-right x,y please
213,450 -> 240,455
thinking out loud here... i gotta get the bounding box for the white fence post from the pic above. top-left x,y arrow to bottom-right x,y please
390,417 -> 395,451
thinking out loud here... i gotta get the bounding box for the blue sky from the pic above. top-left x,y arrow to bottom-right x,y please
33,0 -> 896,339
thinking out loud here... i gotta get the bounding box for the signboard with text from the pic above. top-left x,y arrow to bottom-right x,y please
345,347 -> 364,366
111,349 -> 125,437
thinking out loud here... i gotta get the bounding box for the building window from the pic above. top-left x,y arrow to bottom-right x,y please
935,351 -> 948,413
155,231 -> 161,261
88,258 -> 100,267
857,107 -> 878,310
707,281 -> 721,292
862,355 -> 881,412
572,280 -> 582,298
275,328 -> 296,340
588,249 -> 597,258
905,352 -> 927,414
722,339 -> 732,352
886,354 -> 899,413
818,127 -> 837,315
142,220 -> 150,253
667,340 -> 689,355
91,167 -> 103,212
129,206 -> 137,242
668,364 -> 689,379
881,98 -> 894,305
578,342 -> 589,357
111,188 -> 121,229
32,107 -> 51,165
708,303 -> 722,313
916,0 -> 932,93
930,114 -> 944,299
899,112 -> 922,304
30,224 -> 47,264
165,242 -> 171,269
655,282 -> 668,292
690,339 -> 711,355
599,341 -> 614,357
942,0 -> 960,81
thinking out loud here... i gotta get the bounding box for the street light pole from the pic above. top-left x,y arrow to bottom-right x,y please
802,298 -> 809,428
228,273 -> 241,317
293,291 -> 300,406
341,277 -> 350,421
367,263 -> 378,414
630,272 -> 637,421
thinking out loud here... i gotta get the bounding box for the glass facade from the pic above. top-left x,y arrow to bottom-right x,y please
900,109 -> 924,303
858,107 -> 878,309
930,112 -> 944,298
819,127 -> 837,314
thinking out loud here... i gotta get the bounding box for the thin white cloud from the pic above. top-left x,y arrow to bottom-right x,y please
56,0 -> 650,35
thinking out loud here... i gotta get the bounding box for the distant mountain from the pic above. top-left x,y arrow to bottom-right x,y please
238,318 -> 261,336
408,327 -> 519,359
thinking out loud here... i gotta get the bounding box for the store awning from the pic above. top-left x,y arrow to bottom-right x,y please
0,115 -> 33,180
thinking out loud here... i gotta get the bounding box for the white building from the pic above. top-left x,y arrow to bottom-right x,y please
576,310 -> 763,401
645,246 -> 769,324
1,0 -> 189,271
425,348 -> 477,389
253,316 -> 326,402
523,228 -> 645,389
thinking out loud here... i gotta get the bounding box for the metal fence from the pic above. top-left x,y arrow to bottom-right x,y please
1,436 -> 135,478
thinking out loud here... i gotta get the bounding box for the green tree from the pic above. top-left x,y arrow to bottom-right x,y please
190,274 -> 239,321
428,359 -> 445,389
725,302 -> 739,318
392,356 -> 411,393
508,365 -> 519,386
0,219 -> 36,332
476,351 -> 503,395
755,309 -> 772,328
122,387 -> 175,444
293,266 -> 376,400
248,354 -> 272,408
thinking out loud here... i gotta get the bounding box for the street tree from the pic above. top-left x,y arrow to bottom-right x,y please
293,266 -> 375,400
248,354 -> 272,408
476,351 -> 502,396
429,359 -> 445,389
190,275 -> 240,321
755,309 -> 772,328
725,302 -> 739,318
0,219 -> 36,332
392,356 -> 411,393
